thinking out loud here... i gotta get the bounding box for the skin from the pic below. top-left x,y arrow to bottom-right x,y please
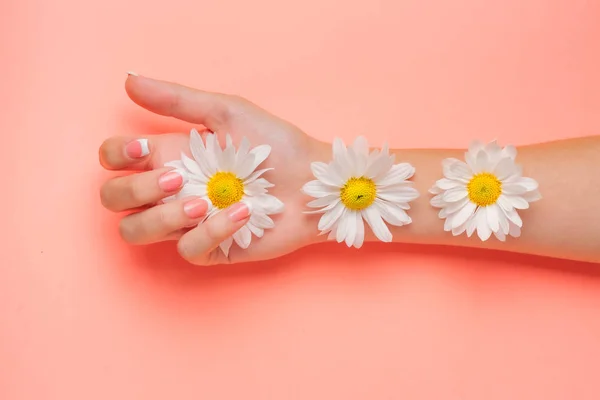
99,74 -> 600,265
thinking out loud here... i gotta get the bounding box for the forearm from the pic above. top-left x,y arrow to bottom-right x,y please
309,136 -> 600,263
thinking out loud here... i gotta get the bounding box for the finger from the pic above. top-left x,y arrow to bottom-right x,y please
99,136 -> 152,170
125,73 -> 238,130
119,197 -> 209,244
177,202 -> 251,264
100,167 -> 187,212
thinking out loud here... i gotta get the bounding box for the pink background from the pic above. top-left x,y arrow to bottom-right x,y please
2,0 -> 600,398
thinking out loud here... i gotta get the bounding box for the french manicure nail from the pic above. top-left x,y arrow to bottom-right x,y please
183,198 -> 208,219
125,139 -> 149,158
127,71 -> 139,76
159,170 -> 187,192
228,202 -> 252,222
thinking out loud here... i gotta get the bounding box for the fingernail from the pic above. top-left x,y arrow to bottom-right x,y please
127,71 -> 139,77
125,139 -> 149,158
159,170 -> 187,192
228,202 -> 252,222
183,198 -> 208,219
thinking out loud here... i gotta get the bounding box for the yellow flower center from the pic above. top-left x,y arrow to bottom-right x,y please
207,172 -> 244,209
467,173 -> 502,206
340,177 -> 377,210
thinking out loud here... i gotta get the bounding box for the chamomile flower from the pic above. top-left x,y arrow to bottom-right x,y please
163,129 -> 284,256
302,137 -> 419,248
429,140 -> 541,241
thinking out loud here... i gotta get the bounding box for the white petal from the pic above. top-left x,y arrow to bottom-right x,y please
451,201 -> 477,229
509,223 -> 522,238
344,211 -> 358,247
246,221 -> 263,238
220,141 -> 236,171
302,180 -> 338,198
474,150 -> 490,173
375,200 -> 411,226
303,198 -> 340,214
311,162 -> 344,187
516,177 -> 539,191
362,207 -> 392,242
430,193 -> 448,208
523,189 -> 542,202
502,183 -> 528,195
484,140 -> 502,164
253,194 -> 284,214
307,195 -> 339,208
444,197 -> 470,215
466,216 -> 478,237
429,185 -> 443,195
446,161 -> 472,181
318,202 -> 345,231
499,209 -> 510,234
486,204 -> 500,232
476,208 -> 492,241
164,160 -> 184,169
494,229 -> 507,242
250,213 -> 275,229
243,181 -> 268,196
468,140 -> 485,154
494,158 -> 517,181
219,236 -> 233,257
377,187 -> 420,203
236,137 -> 251,160
189,129 -> 214,175
434,178 -> 464,190
232,225 -> 252,249
504,195 -> 529,209
452,219 -> 469,236
500,204 -> 523,227
332,138 -> 351,171
442,187 -> 468,202
354,212 -> 365,248
502,145 -> 517,160
376,163 -> 415,186
336,209 -> 349,244
205,134 -> 221,171
248,144 -> 271,171
365,152 -> 393,179
242,168 -> 272,185
233,153 -> 256,178
177,183 -> 207,199
352,136 -> 369,157
347,147 -> 367,177
181,153 -> 204,177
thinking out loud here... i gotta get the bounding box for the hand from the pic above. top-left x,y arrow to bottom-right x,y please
100,74 -> 327,265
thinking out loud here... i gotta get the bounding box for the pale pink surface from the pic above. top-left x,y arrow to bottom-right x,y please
2,0 -> 600,398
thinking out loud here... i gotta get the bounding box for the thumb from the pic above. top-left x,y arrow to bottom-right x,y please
125,73 -> 232,131
176,202 -> 252,265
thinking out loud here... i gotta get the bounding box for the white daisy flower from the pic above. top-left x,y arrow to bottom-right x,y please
429,140 -> 541,241
164,129 -> 284,256
302,137 -> 419,248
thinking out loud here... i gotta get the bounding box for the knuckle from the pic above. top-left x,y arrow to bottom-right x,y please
177,238 -> 194,261
100,183 -> 115,211
127,177 -> 145,204
118,219 -> 138,244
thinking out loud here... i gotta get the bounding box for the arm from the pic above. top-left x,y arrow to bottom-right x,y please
309,136 -> 600,263
101,74 -> 600,265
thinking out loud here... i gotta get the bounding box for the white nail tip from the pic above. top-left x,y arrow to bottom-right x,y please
138,139 -> 150,156
174,168 -> 189,185
127,71 -> 139,76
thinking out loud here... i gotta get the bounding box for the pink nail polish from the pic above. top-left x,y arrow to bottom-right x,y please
159,170 -> 186,192
228,202 -> 252,222
125,139 -> 149,158
183,199 -> 208,219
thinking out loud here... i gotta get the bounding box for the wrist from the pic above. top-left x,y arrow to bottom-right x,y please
301,137 -> 463,247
